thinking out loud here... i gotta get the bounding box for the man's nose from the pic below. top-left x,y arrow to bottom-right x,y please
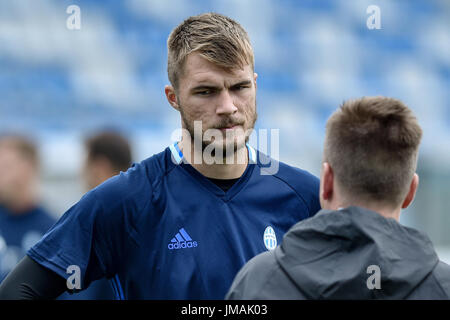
216,90 -> 238,115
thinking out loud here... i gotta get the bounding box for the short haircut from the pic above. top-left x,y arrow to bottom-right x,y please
0,134 -> 39,167
85,131 -> 132,173
324,96 -> 423,207
167,12 -> 254,89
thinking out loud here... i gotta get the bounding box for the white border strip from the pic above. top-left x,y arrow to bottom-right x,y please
169,143 -> 183,164
247,144 -> 257,163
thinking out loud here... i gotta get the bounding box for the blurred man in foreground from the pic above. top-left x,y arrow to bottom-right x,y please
0,135 -> 55,282
226,96 -> 450,299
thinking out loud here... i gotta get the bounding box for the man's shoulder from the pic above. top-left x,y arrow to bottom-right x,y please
138,146 -> 175,180
433,260 -> 450,297
226,250 -> 278,299
255,149 -> 318,182
91,147 -> 172,206
246,250 -> 278,276
254,149 -> 320,214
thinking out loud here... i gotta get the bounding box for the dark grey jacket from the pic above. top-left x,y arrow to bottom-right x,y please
226,206 -> 450,299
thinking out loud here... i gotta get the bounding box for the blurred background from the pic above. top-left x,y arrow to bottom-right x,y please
0,0 -> 449,263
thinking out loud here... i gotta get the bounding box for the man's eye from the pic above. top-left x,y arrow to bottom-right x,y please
233,85 -> 249,91
196,90 -> 212,96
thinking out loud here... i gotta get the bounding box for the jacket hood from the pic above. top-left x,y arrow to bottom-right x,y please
275,206 -> 440,299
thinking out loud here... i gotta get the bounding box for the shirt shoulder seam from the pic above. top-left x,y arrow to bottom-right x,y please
262,168 -> 312,217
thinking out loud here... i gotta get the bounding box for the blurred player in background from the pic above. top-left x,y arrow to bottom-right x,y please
0,13 -> 320,299
226,97 -> 450,299
82,130 -> 133,190
59,130 -> 132,300
0,135 -> 55,282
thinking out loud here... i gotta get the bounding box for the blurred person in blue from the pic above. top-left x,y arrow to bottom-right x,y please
226,97 -> 450,299
59,130 -> 132,300
0,13 -> 320,299
0,135 -> 55,283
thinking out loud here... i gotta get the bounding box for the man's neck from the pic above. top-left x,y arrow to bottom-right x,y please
178,140 -> 248,179
332,201 -> 401,222
2,197 -> 37,215
0,184 -> 39,215
370,206 -> 401,221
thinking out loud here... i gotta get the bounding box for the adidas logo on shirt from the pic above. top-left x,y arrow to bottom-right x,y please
168,228 -> 198,250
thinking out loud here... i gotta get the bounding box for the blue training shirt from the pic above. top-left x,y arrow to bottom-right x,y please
0,206 -> 55,282
0,205 -> 113,299
27,144 -> 320,299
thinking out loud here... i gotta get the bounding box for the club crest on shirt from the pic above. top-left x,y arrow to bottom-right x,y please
263,226 -> 277,250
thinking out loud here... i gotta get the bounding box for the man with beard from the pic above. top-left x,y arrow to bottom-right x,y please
0,13 -> 320,299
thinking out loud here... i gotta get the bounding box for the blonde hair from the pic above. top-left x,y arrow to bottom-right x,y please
167,12 -> 254,89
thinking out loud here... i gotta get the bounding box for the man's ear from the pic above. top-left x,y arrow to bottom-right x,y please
165,85 -> 179,111
320,162 -> 334,208
322,162 -> 334,200
253,72 -> 258,90
402,173 -> 419,209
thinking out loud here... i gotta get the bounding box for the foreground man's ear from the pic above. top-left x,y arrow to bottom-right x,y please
402,173 -> 419,209
320,162 -> 334,209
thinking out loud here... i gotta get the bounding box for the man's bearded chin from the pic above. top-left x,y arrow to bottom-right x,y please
179,110 -> 257,158
206,129 -> 248,156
